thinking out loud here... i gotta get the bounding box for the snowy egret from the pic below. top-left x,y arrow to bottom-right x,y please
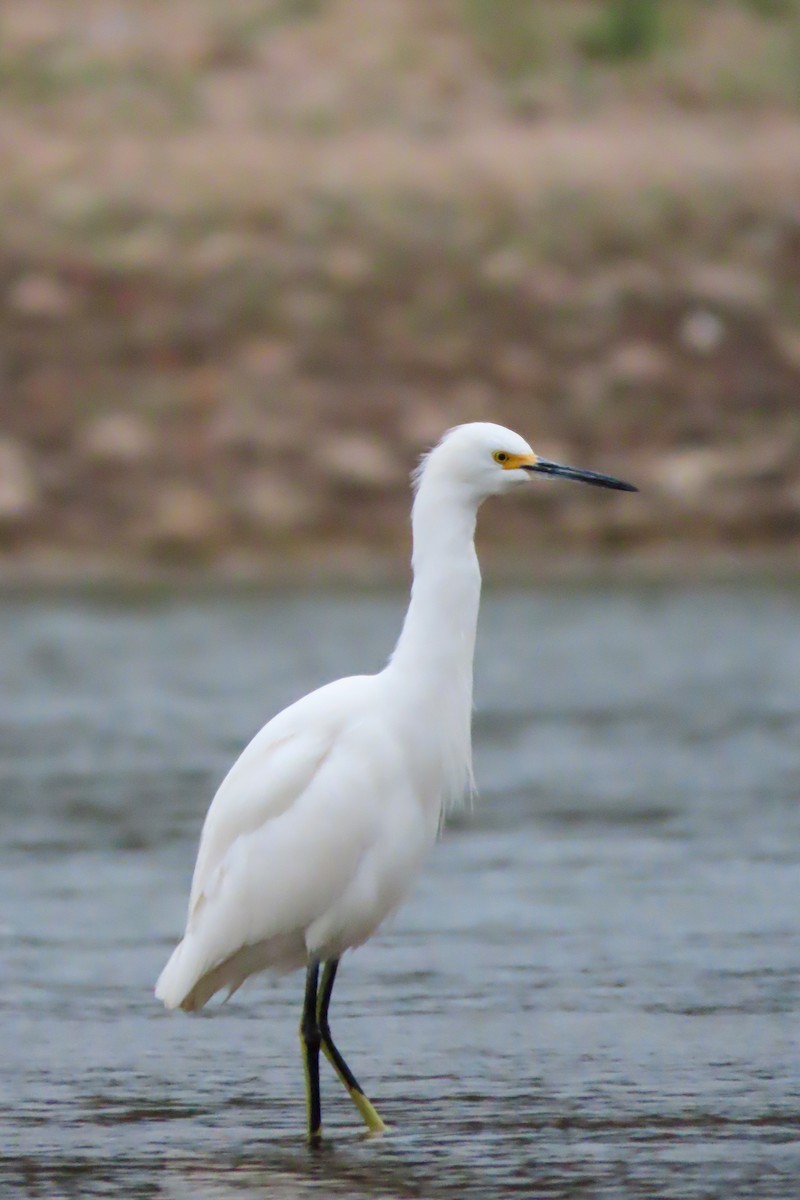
156,422 -> 636,1140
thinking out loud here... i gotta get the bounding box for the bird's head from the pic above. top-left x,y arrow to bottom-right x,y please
416,422 -> 637,502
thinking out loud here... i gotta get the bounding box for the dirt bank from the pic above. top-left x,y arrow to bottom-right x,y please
3,1 -> 800,579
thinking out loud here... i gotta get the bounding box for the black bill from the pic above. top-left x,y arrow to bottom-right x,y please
524,459 -> 638,493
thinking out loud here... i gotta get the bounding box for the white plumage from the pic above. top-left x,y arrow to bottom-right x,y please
155,421 -> 635,1138
157,674 -> 437,1008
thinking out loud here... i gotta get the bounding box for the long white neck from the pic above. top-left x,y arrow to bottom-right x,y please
384,470 -> 482,811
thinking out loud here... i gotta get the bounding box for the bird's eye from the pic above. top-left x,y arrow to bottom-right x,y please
493,451 -> 509,464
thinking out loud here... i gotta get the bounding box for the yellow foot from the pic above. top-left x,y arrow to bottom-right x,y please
349,1086 -> 388,1134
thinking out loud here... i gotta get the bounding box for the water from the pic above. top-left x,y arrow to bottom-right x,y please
2,583 -> 799,1198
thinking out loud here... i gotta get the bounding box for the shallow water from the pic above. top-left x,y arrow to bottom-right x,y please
2,583 -> 799,1198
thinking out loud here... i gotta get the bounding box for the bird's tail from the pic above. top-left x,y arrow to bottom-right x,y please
155,938 -> 203,1011
156,927 -> 307,1013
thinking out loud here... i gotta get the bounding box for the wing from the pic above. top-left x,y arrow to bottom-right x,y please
187,675 -> 371,916
156,677 -> 397,1011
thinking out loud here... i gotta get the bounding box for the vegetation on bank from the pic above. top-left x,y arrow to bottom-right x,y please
3,1 -> 800,575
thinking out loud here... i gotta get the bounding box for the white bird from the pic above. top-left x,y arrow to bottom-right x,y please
155,422 -> 636,1140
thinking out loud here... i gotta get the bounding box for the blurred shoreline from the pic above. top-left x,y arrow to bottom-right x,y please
4,2 -> 800,581
0,547 -> 798,595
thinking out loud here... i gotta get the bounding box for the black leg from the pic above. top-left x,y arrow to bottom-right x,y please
317,959 -> 387,1133
299,959 -> 322,1142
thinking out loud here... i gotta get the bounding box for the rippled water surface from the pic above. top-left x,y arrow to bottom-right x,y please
2,584 -> 799,1198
